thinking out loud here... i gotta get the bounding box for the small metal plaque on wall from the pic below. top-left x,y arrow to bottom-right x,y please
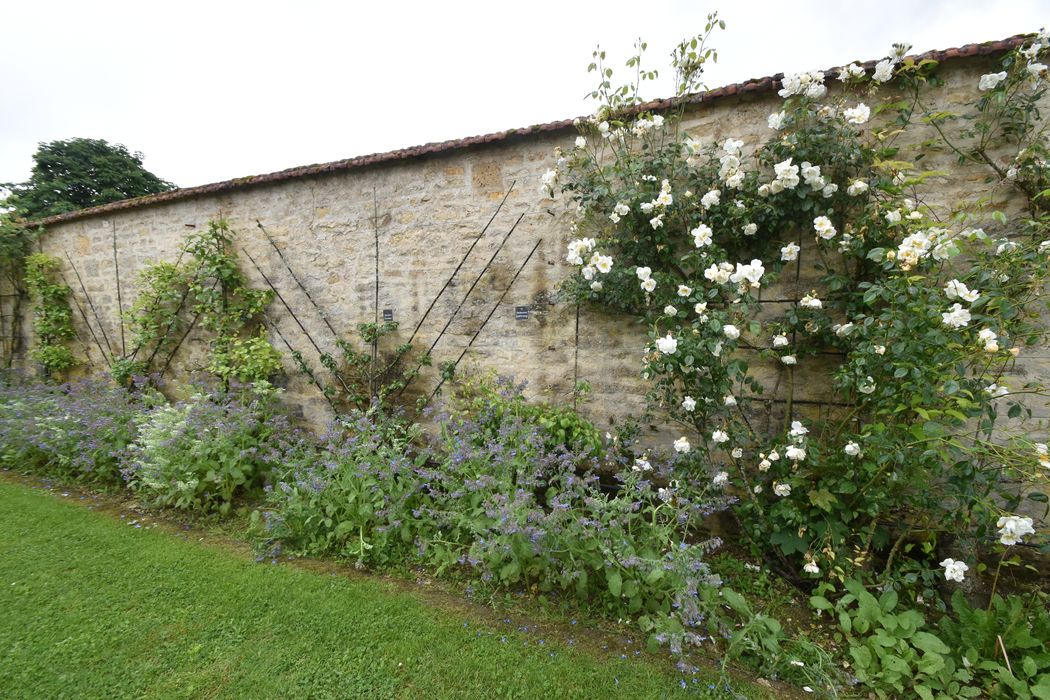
515,306 -> 530,321
382,309 -> 394,322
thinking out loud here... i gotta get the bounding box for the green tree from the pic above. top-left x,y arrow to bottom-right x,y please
3,138 -> 174,221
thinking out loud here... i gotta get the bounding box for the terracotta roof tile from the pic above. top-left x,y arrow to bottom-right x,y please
31,33 -> 1031,227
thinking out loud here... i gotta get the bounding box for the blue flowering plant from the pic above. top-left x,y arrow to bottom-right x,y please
0,377 -> 151,482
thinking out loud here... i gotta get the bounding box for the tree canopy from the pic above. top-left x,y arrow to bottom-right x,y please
3,138 -> 174,221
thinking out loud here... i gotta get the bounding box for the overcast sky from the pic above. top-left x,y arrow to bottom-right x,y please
2,0 -> 1045,190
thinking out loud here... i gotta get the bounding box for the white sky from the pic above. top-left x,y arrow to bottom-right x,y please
2,0 -> 1046,189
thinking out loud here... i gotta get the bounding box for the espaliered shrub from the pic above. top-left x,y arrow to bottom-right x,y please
24,254 -> 76,374
118,220 -> 282,386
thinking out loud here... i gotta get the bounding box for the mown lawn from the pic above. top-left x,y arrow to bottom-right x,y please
0,479 -> 771,699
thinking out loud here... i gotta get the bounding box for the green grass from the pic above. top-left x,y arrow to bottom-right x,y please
0,479 -> 771,699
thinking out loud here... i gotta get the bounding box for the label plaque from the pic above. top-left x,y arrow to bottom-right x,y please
515,306 -> 530,321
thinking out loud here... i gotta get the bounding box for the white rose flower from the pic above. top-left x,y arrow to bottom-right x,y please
774,482 -> 792,497
758,458 -> 771,472
781,355 -> 797,365
773,334 -> 789,348
650,214 -> 664,229
801,162 -> 824,189
790,421 -> 809,438
813,216 -> 836,240
941,303 -> 972,329
799,294 -> 822,310
743,223 -> 758,236
986,383 -> 1009,398
768,110 -> 787,130
590,281 -> 603,291
874,345 -> 886,355
872,58 -> 895,83
723,324 -> 740,340
843,103 -> 871,124
833,323 -> 855,338
858,377 -> 876,394
996,515 -> 1035,546
692,224 -> 713,248
731,447 -> 743,459
803,559 -> 820,575
847,179 -> 869,196
785,445 -> 806,461
655,333 -> 678,355
712,471 -> 729,488
641,277 -> 657,293
978,328 -> 999,352
636,266 -> 652,281
711,429 -> 729,443
632,458 -> 652,472
663,305 -> 678,316
940,558 -> 969,582
694,301 -> 708,317
730,259 -> 765,288
844,441 -> 862,457
701,189 -> 721,209
704,262 -> 734,285
673,436 -> 691,454
677,285 -> 692,297
773,158 -> 800,190
540,168 -> 558,191
781,242 -> 801,261
724,395 -> 737,407
575,136 -> 587,149
610,202 -> 630,223
978,71 -> 1008,91
944,279 -> 979,303
682,396 -> 697,412
837,63 -> 865,81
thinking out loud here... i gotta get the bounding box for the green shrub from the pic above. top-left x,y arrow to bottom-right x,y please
124,383 -> 288,513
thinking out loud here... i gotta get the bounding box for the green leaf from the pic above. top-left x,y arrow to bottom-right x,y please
607,570 -> 622,598
722,588 -> 750,615
808,488 -> 838,512
645,567 -> 664,585
917,651 -> 946,675
912,631 -> 950,655
850,644 -> 872,670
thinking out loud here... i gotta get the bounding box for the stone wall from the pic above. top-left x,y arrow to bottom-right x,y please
18,50 -> 1050,456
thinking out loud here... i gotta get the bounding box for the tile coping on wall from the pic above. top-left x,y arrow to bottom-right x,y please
27,33 -> 1030,228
